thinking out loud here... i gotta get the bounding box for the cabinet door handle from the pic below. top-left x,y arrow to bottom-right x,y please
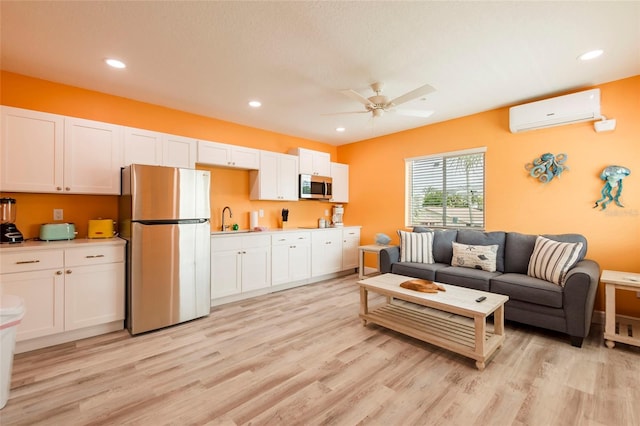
65,187 -> 71,191
16,260 -> 40,264
56,270 -> 63,275
85,254 -> 105,258
56,186 -> 63,191
66,270 -> 72,274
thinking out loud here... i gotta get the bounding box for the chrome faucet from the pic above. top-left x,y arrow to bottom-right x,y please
221,206 -> 233,231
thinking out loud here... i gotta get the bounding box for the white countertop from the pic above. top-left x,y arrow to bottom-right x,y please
0,237 -> 126,252
210,225 -> 361,236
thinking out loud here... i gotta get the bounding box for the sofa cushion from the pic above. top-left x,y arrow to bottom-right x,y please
456,230 -> 506,272
491,273 -> 563,308
451,242 -> 499,272
435,266 -> 500,291
398,230 -> 434,263
433,229 -> 458,264
504,232 -> 537,273
391,262 -> 450,281
528,236 -> 583,286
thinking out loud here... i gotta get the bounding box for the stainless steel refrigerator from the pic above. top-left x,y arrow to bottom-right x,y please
119,164 -> 211,335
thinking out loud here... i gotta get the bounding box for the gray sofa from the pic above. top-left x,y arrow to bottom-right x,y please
379,229 -> 600,347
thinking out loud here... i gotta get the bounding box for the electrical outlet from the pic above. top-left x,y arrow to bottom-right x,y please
53,209 -> 63,221
259,209 -> 264,218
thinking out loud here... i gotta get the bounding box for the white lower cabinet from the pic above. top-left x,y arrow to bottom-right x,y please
271,232 -> 311,285
0,269 -> 64,340
0,240 -> 125,348
211,227 -> 360,304
211,234 -> 271,299
311,229 -> 344,277
64,261 -> 125,331
342,227 -> 361,270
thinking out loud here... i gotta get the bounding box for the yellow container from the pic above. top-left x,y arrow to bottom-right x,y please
88,219 -> 115,239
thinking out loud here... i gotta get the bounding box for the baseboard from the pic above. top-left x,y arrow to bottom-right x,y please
15,321 -> 124,354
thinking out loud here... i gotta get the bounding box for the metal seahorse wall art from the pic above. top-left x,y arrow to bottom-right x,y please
525,153 -> 568,183
594,165 -> 631,210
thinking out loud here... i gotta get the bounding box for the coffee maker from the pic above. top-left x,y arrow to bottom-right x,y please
1,198 -> 24,243
332,204 -> 344,227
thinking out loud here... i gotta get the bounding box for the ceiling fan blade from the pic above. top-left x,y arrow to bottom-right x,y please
321,110 -> 370,116
340,89 -> 374,107
394,108 -> 435,118
387,84 -> 436,107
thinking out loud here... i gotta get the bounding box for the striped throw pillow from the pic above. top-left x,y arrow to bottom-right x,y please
397,230 -> 434,264
527,236 -> 583,286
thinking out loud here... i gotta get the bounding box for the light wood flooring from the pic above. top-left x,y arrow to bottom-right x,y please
2,274 -> 639,425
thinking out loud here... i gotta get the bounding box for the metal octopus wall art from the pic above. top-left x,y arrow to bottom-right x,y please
594,165 -> 631,210
525,153 -> 568,183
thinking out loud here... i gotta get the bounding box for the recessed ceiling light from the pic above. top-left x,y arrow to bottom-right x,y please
105,58 -> 126,69
248,100 -> 262,108
579,49 -> 603,61
336,127 -> 346,132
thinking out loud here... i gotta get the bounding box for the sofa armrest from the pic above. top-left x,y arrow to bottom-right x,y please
563,259 -> 600,339
379,246 -> 400,273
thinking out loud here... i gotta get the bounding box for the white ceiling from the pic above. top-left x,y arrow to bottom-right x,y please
2,1 -> 639,146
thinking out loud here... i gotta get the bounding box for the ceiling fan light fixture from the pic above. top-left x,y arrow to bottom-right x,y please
372,109 -> 384,118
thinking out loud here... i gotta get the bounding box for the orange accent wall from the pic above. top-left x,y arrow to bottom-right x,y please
337,76 -> 640,316
0,71 -> 338,239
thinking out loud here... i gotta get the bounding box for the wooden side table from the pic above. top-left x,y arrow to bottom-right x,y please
601,269 -> 640,349
358,244 -> 388,279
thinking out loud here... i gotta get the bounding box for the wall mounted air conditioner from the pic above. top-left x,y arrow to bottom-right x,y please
509,88 -> 601,133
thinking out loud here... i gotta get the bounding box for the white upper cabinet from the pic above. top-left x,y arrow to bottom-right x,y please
197,140 -> 259,169
249,151 -> 298,201
1,107 -> 122,194
1,106 -> 64,193
124,128 -> 197,169
163,134 -> 197,169
290,147 -> 331,176
330,162 -> 349,203
64,118 -> 123,194
123,127 -> 163,166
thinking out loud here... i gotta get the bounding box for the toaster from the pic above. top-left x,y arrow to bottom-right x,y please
88,219 -> 116,239
40,223 -> 77,241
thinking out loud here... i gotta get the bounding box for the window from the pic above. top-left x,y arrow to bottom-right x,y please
406,148 -> 485,229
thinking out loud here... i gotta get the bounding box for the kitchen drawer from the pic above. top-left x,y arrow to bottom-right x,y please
343,228 -> 360,239
271,232 -> 310,245
0,250 -> 64,274
211,236 -> 243,252
212,234 -> 271,251
243,234 -> 271,248
65,245 -> 124,266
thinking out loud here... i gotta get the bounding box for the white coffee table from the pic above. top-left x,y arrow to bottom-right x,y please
358,273 -> 509,370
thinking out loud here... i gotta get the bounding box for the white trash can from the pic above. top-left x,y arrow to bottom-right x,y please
0,295 -> 24,409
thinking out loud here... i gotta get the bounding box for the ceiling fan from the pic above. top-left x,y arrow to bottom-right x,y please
337,82 -> 435,118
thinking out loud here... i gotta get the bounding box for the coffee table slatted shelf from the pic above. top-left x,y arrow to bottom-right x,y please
366,303 -> 496,349
359,273 -> 509,370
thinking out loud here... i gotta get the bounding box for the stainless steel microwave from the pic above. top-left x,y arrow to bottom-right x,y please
299,174 -> 332,200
